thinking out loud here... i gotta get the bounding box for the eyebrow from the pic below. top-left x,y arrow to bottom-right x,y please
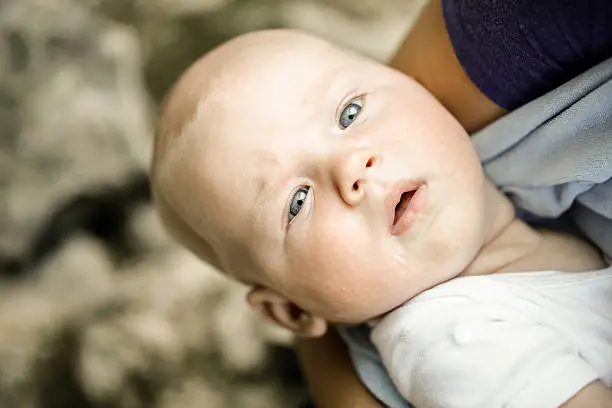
325,67 -> 360,97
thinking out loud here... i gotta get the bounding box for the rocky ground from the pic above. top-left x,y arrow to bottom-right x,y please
0,0 -> 424,407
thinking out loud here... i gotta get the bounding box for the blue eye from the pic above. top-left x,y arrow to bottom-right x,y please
288,186 -> 310,222
339,97 -> 363,129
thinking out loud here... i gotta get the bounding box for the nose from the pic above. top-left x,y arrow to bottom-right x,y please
331,149 -> 378,206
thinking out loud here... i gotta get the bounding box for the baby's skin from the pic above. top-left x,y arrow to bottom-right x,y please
151,29 -> 604,337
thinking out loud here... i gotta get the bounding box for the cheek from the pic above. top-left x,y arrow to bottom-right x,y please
290,215 -> 369,284
286,214 -> 403,320
376,92 -> 478,171
398,175 -> 487,277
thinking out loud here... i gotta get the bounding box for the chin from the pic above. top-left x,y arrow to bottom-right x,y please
326,298 -> 398,324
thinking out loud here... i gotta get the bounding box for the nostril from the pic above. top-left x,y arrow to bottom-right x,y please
352,181 -> 360,191
366,157 -> 375,168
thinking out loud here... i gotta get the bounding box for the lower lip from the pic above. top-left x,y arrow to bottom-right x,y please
391,184 -> 428,236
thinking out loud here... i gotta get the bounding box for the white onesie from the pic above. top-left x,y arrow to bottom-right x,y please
371,266 -> 612,408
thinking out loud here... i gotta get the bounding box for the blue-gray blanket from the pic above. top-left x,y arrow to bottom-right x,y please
339,57 -> 612,408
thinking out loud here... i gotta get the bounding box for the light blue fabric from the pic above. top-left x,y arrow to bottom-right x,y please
339,57 -> 612,408
472,57 -> 612,263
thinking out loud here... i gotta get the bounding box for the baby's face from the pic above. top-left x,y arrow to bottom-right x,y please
160,31 -> 486,323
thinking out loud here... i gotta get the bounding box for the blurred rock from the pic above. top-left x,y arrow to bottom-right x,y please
156,377 -> 224,408
0,0 -> 153,255
139,0 -> 233,17
280,0 -> 426,61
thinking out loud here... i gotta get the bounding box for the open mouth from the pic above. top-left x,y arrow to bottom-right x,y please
386,181 -> 427,236
393,190 -> 416,226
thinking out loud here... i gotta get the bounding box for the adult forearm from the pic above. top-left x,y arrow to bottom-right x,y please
388,0 -> 505,133
296,330 -> 384,408
562,381 -> 612,408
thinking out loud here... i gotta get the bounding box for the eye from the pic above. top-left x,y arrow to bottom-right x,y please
288,186 -> 310,222
338,97 -> 363,129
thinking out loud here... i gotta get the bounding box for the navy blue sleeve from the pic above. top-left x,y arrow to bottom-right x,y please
442,0 -> 612,110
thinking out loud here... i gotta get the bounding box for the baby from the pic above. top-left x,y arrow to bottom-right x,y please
151,29 -> 612,407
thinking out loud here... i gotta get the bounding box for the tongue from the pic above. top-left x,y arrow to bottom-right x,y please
394,191 -> 415,225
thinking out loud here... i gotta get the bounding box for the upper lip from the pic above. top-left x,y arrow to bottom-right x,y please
385,180 -> 421,234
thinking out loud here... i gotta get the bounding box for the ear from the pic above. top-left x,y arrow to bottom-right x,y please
246,287 -> 327,338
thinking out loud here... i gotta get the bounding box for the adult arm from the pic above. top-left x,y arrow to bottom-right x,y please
562,381 -> 612,408
295,331 -> 384,408
388,0 -> 505,133
390,0 -> 612,133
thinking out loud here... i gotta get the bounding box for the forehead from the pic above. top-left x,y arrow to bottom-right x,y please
212,56 -> 355,125
184,43 -> 365,180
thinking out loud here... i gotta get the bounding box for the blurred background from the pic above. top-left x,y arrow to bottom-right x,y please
0,0 -> 425,406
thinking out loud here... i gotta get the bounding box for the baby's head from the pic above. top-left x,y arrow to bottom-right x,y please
152,29 -> 488,336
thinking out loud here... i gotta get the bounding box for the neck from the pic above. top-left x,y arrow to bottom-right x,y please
462,182 -> 604,277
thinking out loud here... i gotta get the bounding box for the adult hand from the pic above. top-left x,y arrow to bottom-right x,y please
296,330 -> 384,408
